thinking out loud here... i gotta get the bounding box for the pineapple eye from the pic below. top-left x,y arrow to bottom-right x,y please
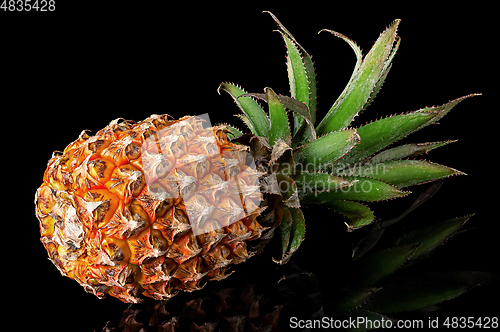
125,143 -> 141,160
88,139 -> 111,154
88,159 -> 114,183
127,204 -> 150,223
94,199 -> 111,225
148,182 -> 168,199
142,128 -> 158,141
129,172 -> 146,197
122,264 -> 140,284
155,159 -> 173,179
90,160 -> 106,177
162,258 -> 177,276
102,238 -> 131,264
174,206 -> 190,225
150,230 -> 168,252
155,199 -> 173,218
121,204 -> 150,239
170,141 -> 186,159
179,177 -> 198,198
108,243 -> 125,262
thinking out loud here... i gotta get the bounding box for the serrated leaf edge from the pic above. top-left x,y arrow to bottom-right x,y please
321,175 -> 412,202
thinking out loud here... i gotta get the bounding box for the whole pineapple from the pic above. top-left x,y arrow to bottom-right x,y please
35,12 -> 478,303
36,115 -> 267,302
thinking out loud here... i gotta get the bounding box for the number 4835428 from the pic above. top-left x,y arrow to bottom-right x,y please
1,0 -> 55,11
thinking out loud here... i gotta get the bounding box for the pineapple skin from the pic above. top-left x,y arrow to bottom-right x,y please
35,114 -> 265,303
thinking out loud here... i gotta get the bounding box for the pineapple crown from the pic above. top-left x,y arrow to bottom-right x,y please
218,11 -> 479,263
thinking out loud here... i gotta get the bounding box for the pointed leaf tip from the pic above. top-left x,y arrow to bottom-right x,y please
341,111 -> 438,166
369,140 -> 458,164
426,93 -> 482,124
369,271 -> 493,314
264,10 -> 318,131
344,160 -> 465,188
323,200 -> 375,230
218,82 -> 270,138
397,215 -> 472,260
317,19 -> 400,134
303,176 -> 410,203
351,244 -> 417,286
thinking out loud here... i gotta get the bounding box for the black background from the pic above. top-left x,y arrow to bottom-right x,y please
4,2 -> 497,331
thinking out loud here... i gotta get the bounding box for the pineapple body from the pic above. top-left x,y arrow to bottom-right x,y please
35,114 -> 264,303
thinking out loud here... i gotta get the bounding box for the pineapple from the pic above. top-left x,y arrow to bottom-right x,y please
35,11 -> 479,304
35,114 -> 267,303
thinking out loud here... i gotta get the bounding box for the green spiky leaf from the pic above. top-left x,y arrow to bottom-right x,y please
265,11 -> 317,123
319,29 -> 363,75
429,93 -> 480,124
302,176 -> 410,203
277,207 -> 293,264
369,140 -> 456,164
265,87 -> 292,145
240,92 -> 316,144
317,29 -> 362,125
340,111 -> 438,166
363,35 -> 401,109
317,20 -> 400,135
224,124 -> 244,140
324,200 -> 375,230
274,206 -> 306,265
351,181 -> 444,261
294,129 -> 360,171
350,244 -> 418,286
344,159 -> 465,188
397,215 -> 472,260
293,170 -> 351,198
281,33 -> 309,126
368,272 -> 495,314
283,207 -> 306,264
377,180 -> 444,229
218,83 -> 270,137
